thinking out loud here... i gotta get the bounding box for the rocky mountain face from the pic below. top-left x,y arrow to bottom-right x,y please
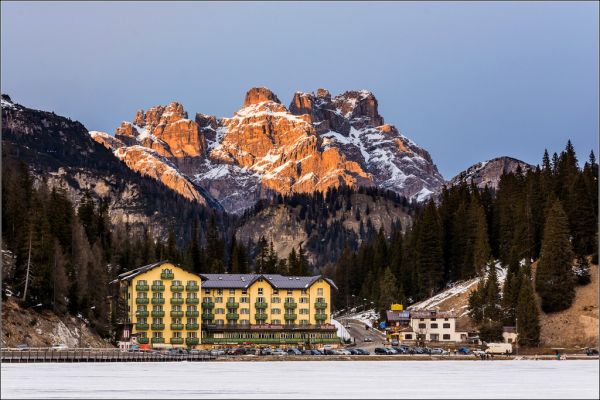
1,94 -> 216,239
92,87 -> 445,214
448,156 -> 533,190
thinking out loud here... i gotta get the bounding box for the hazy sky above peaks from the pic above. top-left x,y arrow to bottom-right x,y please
2,1 -> 598,178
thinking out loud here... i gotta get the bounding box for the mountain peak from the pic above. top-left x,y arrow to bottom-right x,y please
243,87 -> 281,107
448,156 -> 533,189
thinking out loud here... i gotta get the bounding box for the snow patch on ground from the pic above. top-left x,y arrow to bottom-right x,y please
331,318 -> 351,341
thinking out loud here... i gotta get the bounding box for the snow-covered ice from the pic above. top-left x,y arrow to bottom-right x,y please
2,361 -> 597,399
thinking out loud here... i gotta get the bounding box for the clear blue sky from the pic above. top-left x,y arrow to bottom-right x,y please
2,1 -> 598,178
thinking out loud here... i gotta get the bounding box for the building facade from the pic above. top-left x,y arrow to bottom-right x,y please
115,262 -> 339,349
386,309 -> 469,344
200,273 -> 339,348
116,262 -> 203,348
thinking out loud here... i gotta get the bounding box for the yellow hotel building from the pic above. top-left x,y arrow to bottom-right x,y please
116,261 -> 339,349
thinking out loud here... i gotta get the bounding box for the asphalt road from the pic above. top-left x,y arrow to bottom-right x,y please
338,318 -> 388,352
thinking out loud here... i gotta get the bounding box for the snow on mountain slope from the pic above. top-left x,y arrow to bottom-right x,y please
448,156 -> 533,190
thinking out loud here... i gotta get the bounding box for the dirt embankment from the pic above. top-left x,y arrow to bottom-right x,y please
1,298 -> 113,348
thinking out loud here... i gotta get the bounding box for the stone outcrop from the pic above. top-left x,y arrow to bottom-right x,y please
448,156 -> 533,190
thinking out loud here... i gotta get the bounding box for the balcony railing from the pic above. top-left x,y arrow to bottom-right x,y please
186,337 -> 199,345
226,301 -> 239,308
170,298 -> 184,305
201,312 -> 214,320
170,311 -> 184,318
151,298 -> 165,305
137,337 -> 149,344
161,272 -> 174,280
151,310 -> 165,318
255,313 -> 268,321
186,323 -> 199,330
151,285 -> 165,292
186,298 -> 199,305
284,313 -> 297,320
151,337 -> 165,344
135,323 -> 149,330
186,310 -> 199,318
315,301 -> 327,309
186,285 -> 199,292
135,284 -> 149,291
255,301 -> 268,309
136,298 -> 149,305
226,313 -> 239,320
151,323 -> 165,330
315,313 -> 327,321
284,302 -> 297,309
170,337 -> 184,345
170,285 -> 184,292
170,323 -> 184,331
201,301 -> 215,309
135,310 -> 149,318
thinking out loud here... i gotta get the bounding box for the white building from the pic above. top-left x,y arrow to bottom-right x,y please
409,310 -> 466,343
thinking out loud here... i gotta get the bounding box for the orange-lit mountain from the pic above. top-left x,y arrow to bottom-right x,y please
91,87 -> 445,213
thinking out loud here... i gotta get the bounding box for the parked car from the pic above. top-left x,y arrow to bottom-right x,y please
355,348 -> 370,355
16,344 -> 29,351
364,337 -> 373,342
485,343 -> 513,355
51,344 -> 68,350
392,347 -> 406,354
413,347 -> 425,354
430,348 -> 449,355
338,349 -> 352,355
210,349 -> 225,356
286,348 -> 302,355
272,348 -> 286,356
472,349 -> 486,357
374,347 -> 389,355
391,339 -> 399,346
347,348 -> 359,355
585,348 -> 599,356
458,347 -> 471,355
259,348 -> 272,356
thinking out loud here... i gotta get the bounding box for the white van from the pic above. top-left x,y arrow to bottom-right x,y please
485,342 -> 513,355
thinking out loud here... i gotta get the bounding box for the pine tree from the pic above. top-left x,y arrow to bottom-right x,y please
471,202 -> 491,275
378,266 -> 400,315
516,275 -> 540,347
417,201 -> 444,295
536,199 -> 575,312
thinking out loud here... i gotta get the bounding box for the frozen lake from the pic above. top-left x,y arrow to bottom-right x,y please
2,360 -> 598,399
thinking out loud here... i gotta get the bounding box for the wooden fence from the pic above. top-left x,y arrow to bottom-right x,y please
1,348 -> 216,363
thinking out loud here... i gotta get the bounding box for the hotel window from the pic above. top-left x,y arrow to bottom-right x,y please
418,323 -> 426,329
273,289 -> 279,295
301,289 -> 307,295
153,305 -> 163,311
229,289 -> 235,295
173,318 -> 181,324
430,334 -> 439,341
299,297 -> 309,303
271,308 -> 281,315
217,289 -> 223,295
287,290 -> 293,295
153,280 -> 161,286
173,305 -> 182,311
285,297 -> 294,304
317,288 -> 323,296
138,332 -> 147,339
173,280 -> 182,286
204,289 -> 211,295
240,320 -> 249,326
216,320 -> 224,326
257,297 -> 266,303
431,318 -> 437,321
188,318 -> 197,324
431,323 -> 438,329
299,309 -> 309,315
227,297 -> 235,303
271,297 -> 281,303
152,332 -> 162,339
138,280 -> 147,285
187,305 -> 196,312
153,292 -> 163,299
444,318 -> 449,321
203,297 -> 212,303
258,288 -> 263,295
405,334 -> 413,340
187,280 -> 197,287
240,297 -> 249,303
300,320 -> 309,326
443,323 -> 451,329
240,308 -> 250,315
242,289 -> 247,295
443,334 -> 451,340
138,305 -> 147,311
215,308 -> 225,315
138,317 -> 147,324
187,332 -> 197,338
138,292 -> 147,298
271,319 -> 281,325
153,318 -> 163,324
173,292 -> 182,299
128,292 -> 131,299
214,296 -> 221,302
173,332 -> 181,338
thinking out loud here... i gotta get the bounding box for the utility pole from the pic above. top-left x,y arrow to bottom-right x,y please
515,316 -> 519,356
22,231 -> 32,302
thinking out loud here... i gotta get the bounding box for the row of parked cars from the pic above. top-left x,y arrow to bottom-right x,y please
374,345 -> 459,355
203,347 -> 373,356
